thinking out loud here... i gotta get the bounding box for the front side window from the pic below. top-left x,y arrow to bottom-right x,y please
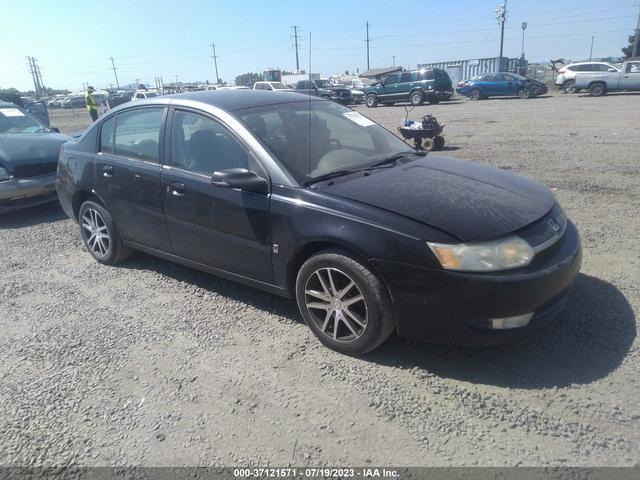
114,108 -> 163,163
236,100 -> 411,183
626,62 -> 640,73
170,110 -> 250,174
400,73 -> 413,83
385,74 -> 399,85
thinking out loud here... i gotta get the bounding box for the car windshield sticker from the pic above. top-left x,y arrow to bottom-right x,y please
0,108 -> 26,117
343,111 -> 376,127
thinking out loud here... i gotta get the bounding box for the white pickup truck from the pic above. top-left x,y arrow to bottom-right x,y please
574,58 -> 640,96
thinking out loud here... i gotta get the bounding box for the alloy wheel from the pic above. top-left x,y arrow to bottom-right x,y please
469,89 -> 480,100
304,267 -> 368,342
81,208 -> 111,258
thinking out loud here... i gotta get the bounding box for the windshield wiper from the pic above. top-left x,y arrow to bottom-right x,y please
368,150 -> 425,168
305,169 -> 359,185
305,151 -> 425,186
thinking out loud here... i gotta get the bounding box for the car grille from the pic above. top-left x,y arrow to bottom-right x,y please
12,163 -> 57,179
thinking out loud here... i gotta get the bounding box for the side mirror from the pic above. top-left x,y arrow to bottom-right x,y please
211,168 -> 268,194
51,127 -> 61,133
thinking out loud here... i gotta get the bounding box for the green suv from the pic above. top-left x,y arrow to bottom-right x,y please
364,69 -> 453,107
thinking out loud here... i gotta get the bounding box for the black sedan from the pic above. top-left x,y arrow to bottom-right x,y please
56,91 -> 581,354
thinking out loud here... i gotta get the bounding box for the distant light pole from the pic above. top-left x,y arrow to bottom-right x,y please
392,55 -> 395,67
521,22 -> 527,58
589,35 -> 594,61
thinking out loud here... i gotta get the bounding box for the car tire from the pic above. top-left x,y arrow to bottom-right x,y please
589,83 -> 606,96
78,200 -> 133,265
295,249 -> 395,355
433,136 -> 445,150
410,91 -> 424,106
562,80 -> 576,94
468,89 -> 481,100
517,87 -> 532,99
365,94 -> 378,108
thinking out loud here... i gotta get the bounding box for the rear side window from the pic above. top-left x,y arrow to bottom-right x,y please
400,72 -> 413,83
100,117 -> 115,153
114,108 -> 163,163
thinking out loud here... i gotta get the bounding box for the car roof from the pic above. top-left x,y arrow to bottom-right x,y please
165,90 -> 319,111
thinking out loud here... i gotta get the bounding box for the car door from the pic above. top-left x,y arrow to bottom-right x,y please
161,108 -> 272,283
398,72 -> 414,100
492,74 -> 512,96
92,106 -> 172,251
500,74 -> 519,95
619,61 -> 640,90
380,73 -> 401,100
478,75 -> 496,95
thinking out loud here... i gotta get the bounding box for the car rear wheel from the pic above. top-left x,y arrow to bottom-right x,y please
562,80 -> 576,94
296,250 -> 395,355
468,89 -> 481,100
410,91 -> 424,106
365,94 -> 378,108
589,83 -> 606,96
79,200 -> 132,265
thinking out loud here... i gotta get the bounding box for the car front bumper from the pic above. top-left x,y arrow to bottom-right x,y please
0,173 -> 58,214
373,220 -> 582,346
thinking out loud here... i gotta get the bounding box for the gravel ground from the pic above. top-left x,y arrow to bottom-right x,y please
1,92 -> 639,467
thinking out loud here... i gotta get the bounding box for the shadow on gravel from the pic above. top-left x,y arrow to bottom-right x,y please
364,273 -> 636,389
0,201 -> 67,229
118,251 -> 300,320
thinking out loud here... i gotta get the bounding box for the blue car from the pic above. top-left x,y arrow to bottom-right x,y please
456,72 -> 548,100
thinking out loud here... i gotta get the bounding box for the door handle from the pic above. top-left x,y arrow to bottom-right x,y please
102,165 -> 113,177
167,182 -> 185,196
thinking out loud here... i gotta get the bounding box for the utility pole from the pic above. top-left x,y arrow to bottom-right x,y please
633,4 -> 640,57
496,0 -> 507,70
291,26 -> 300,71
26,56 -> 44,97
589,35 -> 595,61
210,42 -> 220,84
365,21 -> 371,70
110,57 -> 120,88
309,32 -> 312,80
521,22 -> 527,58
392,55 -> 395,67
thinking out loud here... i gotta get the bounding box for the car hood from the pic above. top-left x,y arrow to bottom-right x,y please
323,155 -> 556,241
0,132 -> 70,172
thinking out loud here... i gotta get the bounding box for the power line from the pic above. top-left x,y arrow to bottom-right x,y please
292,26 -> 300,71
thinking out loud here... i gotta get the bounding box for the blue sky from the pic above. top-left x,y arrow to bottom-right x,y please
1,0 -> 637,91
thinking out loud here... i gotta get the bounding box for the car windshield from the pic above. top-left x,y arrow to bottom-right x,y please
145,92 -> 158,98
270,82 -> 288,90
0,106 -> 49,134
236,100 -> 413,184
315,80 -> 334,88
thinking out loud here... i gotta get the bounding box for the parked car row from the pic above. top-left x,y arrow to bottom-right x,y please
252,79 -> 364,105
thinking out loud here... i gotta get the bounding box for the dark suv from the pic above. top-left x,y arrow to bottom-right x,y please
365,69 -> 453,107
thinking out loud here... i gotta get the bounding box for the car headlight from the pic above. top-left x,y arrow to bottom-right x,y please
427,236 -> 534,272
0,166 -> 11,182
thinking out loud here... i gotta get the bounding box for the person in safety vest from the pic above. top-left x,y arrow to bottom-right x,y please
85,86 -> 99,122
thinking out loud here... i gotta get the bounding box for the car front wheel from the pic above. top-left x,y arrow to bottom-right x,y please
365,94 -> 378,107
468,89 -> 481,100
296,250 -> 395,355
517,87 -> 532,99
79,200 -> 132,265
